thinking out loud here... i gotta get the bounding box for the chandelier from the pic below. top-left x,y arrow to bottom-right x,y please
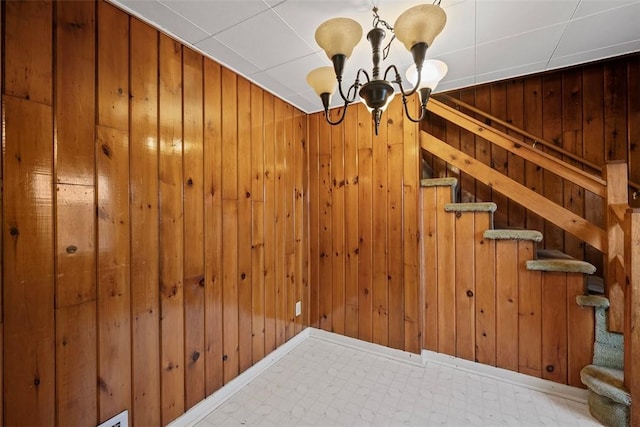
306,2 -> 448,135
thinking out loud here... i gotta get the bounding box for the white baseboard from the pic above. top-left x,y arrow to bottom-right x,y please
308,328 -> 425,367
421,349 -> 589,403
169,328 -> 310,427
171,327 -> 588,426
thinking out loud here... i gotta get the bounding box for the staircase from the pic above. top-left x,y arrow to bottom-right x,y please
420,97 -> 639,426
421,177 -> 596,386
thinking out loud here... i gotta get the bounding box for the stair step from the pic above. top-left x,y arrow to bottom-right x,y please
483,229 -> 543,242
576,294 -> 610,308
420,177 -> 457,188
526,258 -> 596,274
444,202 -> 497,213
526,249 -> 596,274
581,365 -> 631,406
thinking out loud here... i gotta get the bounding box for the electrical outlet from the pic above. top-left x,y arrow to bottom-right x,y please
295,301 -> 302,316
98,410 -> 128,427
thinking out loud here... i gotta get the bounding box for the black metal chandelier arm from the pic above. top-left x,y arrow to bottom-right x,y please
337,68 -> 371,103
383,64 -> 420,97
401,95 -> 427,123
324,101 -> 351,126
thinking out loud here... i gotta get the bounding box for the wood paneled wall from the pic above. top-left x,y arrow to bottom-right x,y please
0,1 -> 308,425
425,53 -> 640,272
307,98 -> 422,353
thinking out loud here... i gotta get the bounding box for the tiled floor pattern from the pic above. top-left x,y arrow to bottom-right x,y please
195,337 -> 599,426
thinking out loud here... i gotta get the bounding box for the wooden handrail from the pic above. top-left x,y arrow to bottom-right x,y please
427,99 -> 607,198
421,132 -> 607,252
437,94 -> 640,193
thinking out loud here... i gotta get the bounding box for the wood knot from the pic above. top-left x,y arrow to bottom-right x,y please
241,273 -> 246,280
466,290 -> 474,297
246,192 -> 251,198
191,351 -> 200,362
9,226 -> 19,237
101,144 -> 112,158
187,178 -> 193,186
546,365 -> 554,373
66,245 -> 78,254
222,354 -> 228,361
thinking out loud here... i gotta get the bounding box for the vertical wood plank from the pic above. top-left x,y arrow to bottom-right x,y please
403,96 -> 420,354
495,241 -> 518,371
318,118 -> 333,332
372,118 -> 389,346
562,70 -> 585,260
251,84 -> 266,362
308,114 -> 320,328
97,2 -> 128,131
387,101 -> 405,350
4,0 -> 52,105
357,104 -> 374,342
222,198 -> 240,382
421,186 -> 438,352
455,212 -> 475,361
183,47 -> 205,409
436,190 -> 455,356
203,58 -> 224,395
604,60 -> 628,162
55,185 -> 96,425
628,58 -> 640,197
582,64 -> 605,273
159,34 -> 185,424
490,83 -> 509,227
96,4 -> 131,421
56,0 -> 95,185
541,74 -> 564,251
3,96 -> 55,426
237,77 -> 253,371
56,108 -> 95,306
129,17 -> 160,426
523,77 -> 545,235
567,274 -> 593,388
542,273 -> 568,384
506,79 -> 526,228
55,15 -> 97,423
274,98 -> 287,345
294,108 -> 306,334
518,242 -> 542,378
263,93 -> 277,352
474,85 -> 493,203
331,121 -> 346,335
474,213 -> 495,365
344,109 -> 359,339
56,303 -> 97,426
96,125 -> 132,422
284,103 -> 296,342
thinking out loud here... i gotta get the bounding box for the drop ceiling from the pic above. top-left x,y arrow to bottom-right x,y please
112,0 -> 640,114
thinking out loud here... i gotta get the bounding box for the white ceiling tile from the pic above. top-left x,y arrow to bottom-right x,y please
476,0 -> 579,44
475,23 -> 567,74
160,0 -> 269,35
475,60 -> 548,86
215,9 -> 313,70
548,40 -> 640,71
436,76 -> 477,93
285,92 -> 323,113
554,3 -> 640,57
258,53 -> 328,97
195,36 -> 262,75
115,0 -> 209,43
573,0 -> 638,18
427,0 -> 476,56
430,47 -> 476,84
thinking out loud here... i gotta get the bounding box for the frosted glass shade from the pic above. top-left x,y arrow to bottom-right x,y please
315,17 -> 363,60
394,4 -> 447,51
406,59 -> 448,91
307,67 -> 337,97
